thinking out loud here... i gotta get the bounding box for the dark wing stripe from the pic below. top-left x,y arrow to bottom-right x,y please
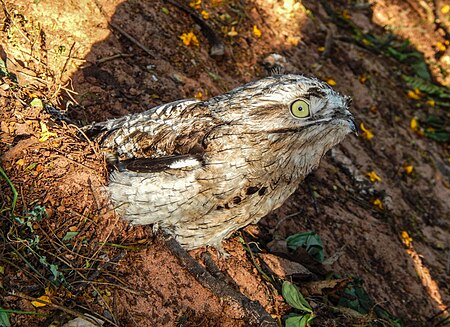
118,154 -> 204,173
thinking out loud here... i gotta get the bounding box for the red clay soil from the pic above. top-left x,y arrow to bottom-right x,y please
0,0 -> 449,326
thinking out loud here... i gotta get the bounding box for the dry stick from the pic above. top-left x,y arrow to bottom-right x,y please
70,124 -> 101,159
7,291 -> 106,327
59,42 -> 76,81
96,53 -> 134,65
93,0 -> 154,58
165,0 -> 225,57
163,233 -> 277,327
88,177 -> 101,211
34,243 -> 119,326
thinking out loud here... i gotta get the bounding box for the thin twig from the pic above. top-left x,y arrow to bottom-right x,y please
60,42 -> 76,80
96,53 -> 134,65
93,0 -> 154,57
164,0 -> 225,57
7,291 -> 107,327
0,166 -> 18,214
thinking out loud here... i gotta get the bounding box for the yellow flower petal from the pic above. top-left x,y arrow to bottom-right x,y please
410,117 -> 419,131
358,74 -> 368,84
436,42 -> 447,52
286,36 -> 300,46
317,46 -> 325,52
39,121 -> 57,142
194,91 -> 203,100
426,99 -> 435,107
227,26 -> 238,37
179,32 -> 199,47
403,164 -> 413,175
201,10 -> 209,19
252,25 -> 262,38
31,295 -> 51,307
372,198 -> 383,209
341,9 -> 351,19
407,90 -> 421,100
360,122 -> 374,140
366,171 -> 381,182
441,5 -> 450,14
189,0 -> 201,10
401,231 -> 413,248
326,79 -> 336,86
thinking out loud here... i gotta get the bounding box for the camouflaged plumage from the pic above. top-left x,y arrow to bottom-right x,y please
85,75 -> 355,250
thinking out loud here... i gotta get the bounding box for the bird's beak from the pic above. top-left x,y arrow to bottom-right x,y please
348,117 -> 358,135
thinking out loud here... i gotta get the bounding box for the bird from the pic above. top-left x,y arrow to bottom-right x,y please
84,74 -> 356,252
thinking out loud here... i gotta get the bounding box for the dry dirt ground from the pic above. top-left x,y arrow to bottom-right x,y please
0,0 -> 449,326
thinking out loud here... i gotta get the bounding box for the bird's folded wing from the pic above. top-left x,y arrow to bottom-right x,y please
83,99 -> 221,160
117,154 -> 204,173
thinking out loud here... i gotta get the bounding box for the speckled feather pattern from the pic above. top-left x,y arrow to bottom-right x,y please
86,75 -> 355,250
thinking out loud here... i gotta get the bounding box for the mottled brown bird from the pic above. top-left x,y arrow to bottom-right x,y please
85,75 -> 355,251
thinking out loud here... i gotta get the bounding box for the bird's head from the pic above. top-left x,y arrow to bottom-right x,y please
205,75 -> 355,177
209,74 -> 355,135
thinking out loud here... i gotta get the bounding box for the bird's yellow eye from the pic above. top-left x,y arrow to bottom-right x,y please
290,99 -> 310,119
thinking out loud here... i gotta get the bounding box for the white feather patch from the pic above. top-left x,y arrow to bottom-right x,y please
168,158 -> 202,169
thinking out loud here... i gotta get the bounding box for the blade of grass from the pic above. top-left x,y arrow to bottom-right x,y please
0,309 -> 48,316
0,166 -> 18,214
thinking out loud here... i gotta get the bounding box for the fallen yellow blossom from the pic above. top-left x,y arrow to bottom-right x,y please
253,25 -> 262,38
341,9 -> 351,19
227,26 -> 238,37
194,91 -> 203,100
400,231 -> 413,248
326,79 -> 336,86
39,121 -> 57,142
372,198 -> 383,209
287,36 -> 300,46
360,122 -> 374,140
31,295 -> 51,308
407,88 -> 422,100
403,164 -> 413,175
358,74 -> 368,84
179,32 -> 199,47
189,0 -> 201,10
367,171 -> 381,182
436,42 -> 447,52
410,117 -> 419,131
427,99 -> 435,107
442,5 -> 450,14
317,46 -> 325,52
201,10 -> 209,19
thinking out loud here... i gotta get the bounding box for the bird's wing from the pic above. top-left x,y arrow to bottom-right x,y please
84,99 -> 221,165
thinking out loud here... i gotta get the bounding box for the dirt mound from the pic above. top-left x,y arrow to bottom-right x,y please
1,0 -> 449,326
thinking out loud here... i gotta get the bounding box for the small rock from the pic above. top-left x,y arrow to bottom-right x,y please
259,253 -> 311,278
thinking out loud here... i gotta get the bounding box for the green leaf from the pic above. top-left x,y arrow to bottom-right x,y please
0,307 -> 11,327
282,281 -> 312,313
403,75 -> 450,99
286,231 -> 324,262
0,59 -> 8,77
161,7 -> 169,14
424,130 -> 449,142
338,279 -> 373,314
62,231 -> 79,241
285,314 -> 313,327
285,315 -> 304,327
